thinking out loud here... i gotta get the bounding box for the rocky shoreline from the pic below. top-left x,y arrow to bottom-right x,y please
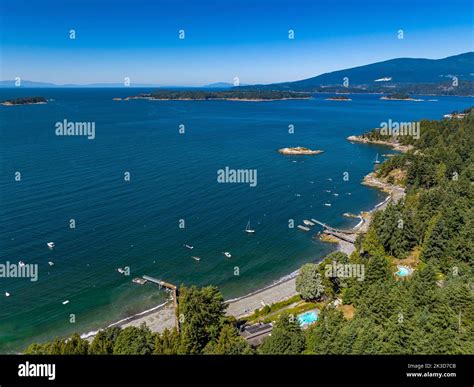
347,134 -> 413,153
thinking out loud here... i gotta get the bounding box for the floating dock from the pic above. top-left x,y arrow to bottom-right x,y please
132,277 -> 147,285
297,225 -> 310,231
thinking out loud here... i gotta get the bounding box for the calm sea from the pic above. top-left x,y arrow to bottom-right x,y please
0,88 -> 472,352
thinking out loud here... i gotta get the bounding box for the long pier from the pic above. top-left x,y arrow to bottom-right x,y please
142,275 -> 179,331
310,218 -> 363,235
142,275 -> 177,290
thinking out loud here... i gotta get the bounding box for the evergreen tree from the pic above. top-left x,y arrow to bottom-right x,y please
259,313 -> 305,354
203,325 -> 253,355
61,333 -> 89,355
177,286 -> 227,354
154,328 -> 181,354
113,324 -> 155,355
89,327 -> 121,355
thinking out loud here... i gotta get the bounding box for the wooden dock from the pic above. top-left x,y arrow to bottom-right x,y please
310,218 -> 363,235
141,275 -> 179,332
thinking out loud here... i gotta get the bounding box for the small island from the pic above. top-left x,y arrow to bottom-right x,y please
380,93 -> 418,101
116,90 -> 312,102
1,96 -> 47,106
278,147 -> 324,155
325,95 -> 352,101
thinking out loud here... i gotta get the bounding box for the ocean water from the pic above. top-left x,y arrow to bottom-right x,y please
0,88 -> 472,352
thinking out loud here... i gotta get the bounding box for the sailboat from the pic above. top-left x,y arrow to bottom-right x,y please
374,153 -> 381,164
244,221 -> 255,234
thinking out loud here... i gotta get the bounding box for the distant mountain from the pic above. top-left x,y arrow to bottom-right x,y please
240,52 -> 474,91
203,82 -> 235,88
203,82 -> 250,88
0,80 -> 59,88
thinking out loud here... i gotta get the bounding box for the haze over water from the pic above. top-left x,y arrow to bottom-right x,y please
0,88 -> 472,352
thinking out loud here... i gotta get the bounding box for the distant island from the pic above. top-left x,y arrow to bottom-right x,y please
278,147 -> 323,155
1,96 -> 47,106
114,90 -> 312,102
325,95 -> 352,101
379,93 -> 419,101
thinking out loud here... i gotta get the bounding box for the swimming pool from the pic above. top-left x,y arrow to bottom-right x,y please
396,265 -> 412,277
297,310 -> 319,326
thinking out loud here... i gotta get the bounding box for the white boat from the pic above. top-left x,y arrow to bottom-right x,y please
324,190 -> 331,193
244,221 -> 255,234
47,242 -> 55,249
18,261 -> 25,267
324,203 -> 332,207
48,261 -> 54,266
223,252 -> 232,258
303,220 -> 315,226
184,244 -> 194,250
191,256 -> 201,262
62,300 -> 69,305
5,292 -> 10,297
297,225 -> 310,231
333,193 -> 339,197
117,268 -> 125,274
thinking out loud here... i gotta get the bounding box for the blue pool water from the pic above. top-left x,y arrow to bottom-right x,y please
298,310 -> 319,326
396,266 -> 411,277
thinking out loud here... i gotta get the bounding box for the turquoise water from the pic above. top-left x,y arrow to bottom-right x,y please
396,266 -> 412,277
298,310 -> 319,326
0,89 -> 472,352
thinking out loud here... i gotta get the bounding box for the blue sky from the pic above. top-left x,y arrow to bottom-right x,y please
1,0 -> 473,86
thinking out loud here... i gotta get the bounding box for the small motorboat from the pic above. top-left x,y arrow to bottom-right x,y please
191,256 -> 201,262
324,203 -> 332,207
48,261 -> 54,266
184,244 -> 194,250
5,292 -> 10,297
18,261 -> 25,267
47,242 -> 55,249
223,252 -> 232,258
117,268 -> 126,274
62,300 -> 69,305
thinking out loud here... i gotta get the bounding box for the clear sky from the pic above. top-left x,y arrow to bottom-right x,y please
1,0 -> 473,86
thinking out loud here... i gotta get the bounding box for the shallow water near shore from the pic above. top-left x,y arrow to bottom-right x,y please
0,89 -> 472,352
